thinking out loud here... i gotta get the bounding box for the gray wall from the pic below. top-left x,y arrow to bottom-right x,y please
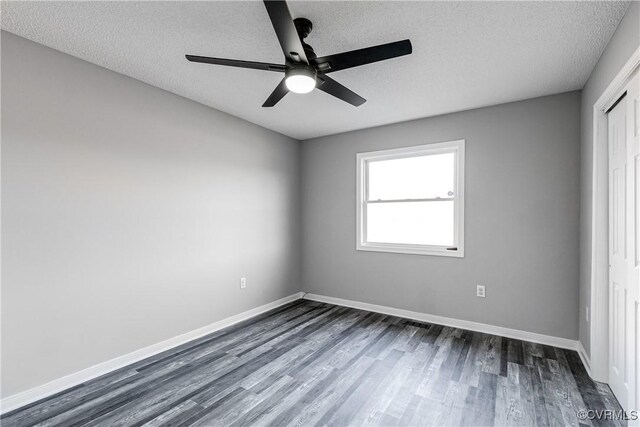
1,32 -> 301,397
578,1 -> 639,357
301,91 -> 581,340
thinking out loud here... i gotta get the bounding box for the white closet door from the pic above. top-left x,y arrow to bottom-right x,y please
608,71 -> 639,413
628,73 -> 639,415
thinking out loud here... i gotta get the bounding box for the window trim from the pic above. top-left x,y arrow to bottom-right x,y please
356,139 -> 465,257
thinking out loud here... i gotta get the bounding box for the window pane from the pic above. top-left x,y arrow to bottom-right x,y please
366,201 -> 454,246
368,152 -> 455,200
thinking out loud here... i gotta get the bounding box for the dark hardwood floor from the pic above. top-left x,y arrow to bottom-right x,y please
1,299 -> 623,427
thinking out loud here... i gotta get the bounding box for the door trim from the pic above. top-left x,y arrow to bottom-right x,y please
590,47 -> 640,383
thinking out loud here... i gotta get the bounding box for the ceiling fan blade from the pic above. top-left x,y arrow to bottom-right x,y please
186,55 -> 286,72
262,78 -> 289,107
312,39 -> 412,73
317,76 -> 366,106
263,1 -> 308,64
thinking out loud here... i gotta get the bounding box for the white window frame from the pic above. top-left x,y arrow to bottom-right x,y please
356,139 -> 465,257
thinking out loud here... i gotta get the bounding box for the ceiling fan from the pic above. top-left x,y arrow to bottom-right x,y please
186,0 -> 412,107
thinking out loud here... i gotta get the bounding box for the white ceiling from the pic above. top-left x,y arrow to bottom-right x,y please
1,1 -> 630,140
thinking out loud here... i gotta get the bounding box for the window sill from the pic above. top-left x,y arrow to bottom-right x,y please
357,242 -> 464,258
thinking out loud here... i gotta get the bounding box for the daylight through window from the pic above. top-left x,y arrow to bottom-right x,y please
356,140 -> 465,257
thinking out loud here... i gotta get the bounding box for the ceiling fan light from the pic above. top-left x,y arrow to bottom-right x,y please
285,75 -> 315,93
285,68 -> 316,94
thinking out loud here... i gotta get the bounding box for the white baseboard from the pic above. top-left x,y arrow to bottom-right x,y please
577,341 -> 592,377
0,292 -> 305,415
304,293 -> 579,351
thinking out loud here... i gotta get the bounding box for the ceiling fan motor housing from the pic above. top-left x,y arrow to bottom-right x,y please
285,64 -> 316,80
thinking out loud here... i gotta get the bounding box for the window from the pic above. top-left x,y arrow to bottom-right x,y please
356,140 -> 465,257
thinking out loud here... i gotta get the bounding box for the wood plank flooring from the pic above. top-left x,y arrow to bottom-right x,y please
1,299 -> 624,427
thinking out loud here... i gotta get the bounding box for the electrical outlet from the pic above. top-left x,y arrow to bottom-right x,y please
476,285 -> 486,298
586,306 -> 589,323
240,277 -> 247,289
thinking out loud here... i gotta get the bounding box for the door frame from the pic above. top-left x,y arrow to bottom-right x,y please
589,47 -> 639,383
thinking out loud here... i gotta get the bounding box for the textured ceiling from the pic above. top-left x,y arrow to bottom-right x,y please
1,1 -> 630,140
